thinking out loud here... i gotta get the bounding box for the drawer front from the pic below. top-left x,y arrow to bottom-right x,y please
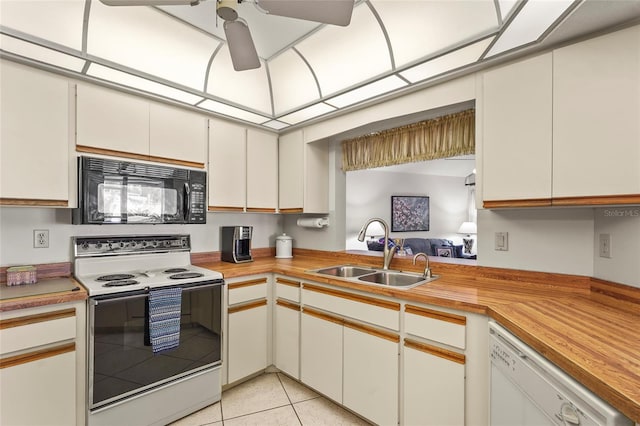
302,284 -> 400,331
228,278 -> 268,306
0,309 -> 76,355
405,305 -> 466,350
275,277 -> 300,302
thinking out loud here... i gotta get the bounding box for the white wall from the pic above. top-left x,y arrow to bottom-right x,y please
593,207 -> 640,288
0,207 -> 282,266
345,169 -> 469,250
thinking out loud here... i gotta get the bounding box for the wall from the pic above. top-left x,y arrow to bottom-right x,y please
345,169 -> 469,251
0,207 -> 282,266
593,207 -> 640,288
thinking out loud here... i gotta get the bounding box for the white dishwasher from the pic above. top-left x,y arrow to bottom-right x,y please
489,321 -> 633,426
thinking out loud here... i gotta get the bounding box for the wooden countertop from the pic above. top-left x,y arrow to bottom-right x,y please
0,277 -> 87,312
197,250 -> 640,423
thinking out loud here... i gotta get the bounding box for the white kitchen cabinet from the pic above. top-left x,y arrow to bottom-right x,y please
247,129 -> 278,212
0,303 -> 84,426
226,276 -> 269,384
403,340 -> 465,426
208,118 -> 246,211
552,25 -> 640,200
343,324 -> 398,426
300,309 -> 343,403
482,53 -> 553,206
278,130 -> 329,213
274,300 -> 300,379
149,103 -> 207,167
76,83 -> 150,157
0,60 -> 71,206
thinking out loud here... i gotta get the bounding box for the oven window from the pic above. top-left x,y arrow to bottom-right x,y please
90,285 -> 222,408
97,177 -> 178,223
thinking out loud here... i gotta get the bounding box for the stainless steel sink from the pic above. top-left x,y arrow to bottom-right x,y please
308,265 -> 439,289
312,265 -> 377,278
357,271 -> 439,288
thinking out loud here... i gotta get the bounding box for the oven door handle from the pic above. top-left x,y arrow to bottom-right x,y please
92,281 -> 224,305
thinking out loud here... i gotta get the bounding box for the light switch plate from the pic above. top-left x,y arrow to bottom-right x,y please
599,233 -> 611,258
495,232 -> 508,251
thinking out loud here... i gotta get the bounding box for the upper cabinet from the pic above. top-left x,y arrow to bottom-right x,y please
0,60 -> 72,207
482,25 -> 640,208
552,25 -> 640,203
278,130 -> 329,213
247,129 -> 278,212
208,118 -> 246,211
482,53 -> 553,207
76,84 -> 207,168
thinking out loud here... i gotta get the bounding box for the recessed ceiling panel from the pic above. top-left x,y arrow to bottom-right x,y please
372,0 -> 499,67
498,0 -> 519,21
399,37 -> 494,83
279,102 -> 336,125
0,0 -> 85,50
0,35 -> 86,72
262,120 -> 290,130
207,45 -> 272,115
326,75 -> 407,108
295,4 -> 391,96
88,1 -> 217,90
198,99 -> 269,124
269,50 -> 321,115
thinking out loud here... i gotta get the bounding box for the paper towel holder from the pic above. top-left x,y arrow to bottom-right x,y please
296,217 -> 330,228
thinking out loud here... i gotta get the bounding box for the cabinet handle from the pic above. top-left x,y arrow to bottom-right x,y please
304,284 -> 400,311
0,342 -> 75,369
0,308 -> 75,330
228,278 -> 268,289
344,320 -> 399,343
276,278 -> 301,287
276,299 -> 300,311
405,305 -> 466,326
404,339 -> 465,364
228,299 -> 267,314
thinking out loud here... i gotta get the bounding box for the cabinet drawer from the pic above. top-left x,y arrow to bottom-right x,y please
0,308 -> 76,355
275,277 -> 300,302
303,284 -> 400,331
404,305 -> 466,350
228,277 -> 268,306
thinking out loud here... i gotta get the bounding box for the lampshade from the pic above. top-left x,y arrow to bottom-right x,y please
364,221 -> 386,237
458,221 -> 477,235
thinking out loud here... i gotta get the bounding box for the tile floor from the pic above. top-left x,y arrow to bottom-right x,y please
170,372 -> 372,426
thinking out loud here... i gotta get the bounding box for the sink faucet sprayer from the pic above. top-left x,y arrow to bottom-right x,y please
412,252 -> 432,279
357,218 -> 396,270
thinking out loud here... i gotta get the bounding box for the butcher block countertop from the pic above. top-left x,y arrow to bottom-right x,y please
0,277 -> 87,312
197,249 -> 640,423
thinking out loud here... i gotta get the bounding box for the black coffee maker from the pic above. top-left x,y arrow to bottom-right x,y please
221,226 -> 253,263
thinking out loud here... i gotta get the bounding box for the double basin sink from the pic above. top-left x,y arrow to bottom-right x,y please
307,265 -> 439,289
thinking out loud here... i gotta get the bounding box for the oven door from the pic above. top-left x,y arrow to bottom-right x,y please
88,281 -> 223,410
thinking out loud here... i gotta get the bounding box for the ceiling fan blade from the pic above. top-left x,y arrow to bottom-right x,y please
255,0 -> 354,26
99,0 -> 198,5
224,20 -> 261,71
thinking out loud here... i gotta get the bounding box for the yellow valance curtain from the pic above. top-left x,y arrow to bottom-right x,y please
341,109 -> 475,171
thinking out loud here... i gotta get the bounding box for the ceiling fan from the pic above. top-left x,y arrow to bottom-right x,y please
99,0 -> 355,71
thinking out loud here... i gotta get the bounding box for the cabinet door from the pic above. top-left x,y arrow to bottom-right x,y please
149,103 -> 207,167
0,347 -> 76,426
482,53 -> 553,205
553,25 -> 640,199
247,129 -> 278,212
274,301 -> 300,379
278,130 -> 304,212
300,310 -> 343,403
208,118 -> 246,210
343,325 -> 398,426
404,341 -> 465,426
0,60 -> 69,204
76,83 -> 149,156
227,302 -> 268,383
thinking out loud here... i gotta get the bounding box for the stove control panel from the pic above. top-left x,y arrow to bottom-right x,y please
74,235 -> 191,257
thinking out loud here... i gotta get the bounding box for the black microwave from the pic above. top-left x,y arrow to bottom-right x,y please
73,156 -> 206,224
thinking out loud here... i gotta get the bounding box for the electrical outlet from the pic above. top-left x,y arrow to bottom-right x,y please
599,233 -> 611,258
34,229 -> 49,248
495,232 -> 508,251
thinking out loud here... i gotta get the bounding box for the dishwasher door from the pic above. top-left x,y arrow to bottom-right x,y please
489,321 -> 632,426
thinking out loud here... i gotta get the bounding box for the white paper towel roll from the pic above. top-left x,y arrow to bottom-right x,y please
296,217 -> 329,228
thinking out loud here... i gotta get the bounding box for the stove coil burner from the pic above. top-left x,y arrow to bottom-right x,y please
164,268 -> 188,273
102,279 -> 139,287
96,274 -> 135,281
169,272 -> 204,280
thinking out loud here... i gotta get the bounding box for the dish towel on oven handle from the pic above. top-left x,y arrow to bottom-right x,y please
147,287 -> 182,353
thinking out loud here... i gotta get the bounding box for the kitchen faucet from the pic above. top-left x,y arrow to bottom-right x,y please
357,218 -> 396,270
412,252 -> 432,279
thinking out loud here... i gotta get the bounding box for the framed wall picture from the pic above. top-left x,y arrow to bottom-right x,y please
391,196 -> 430,232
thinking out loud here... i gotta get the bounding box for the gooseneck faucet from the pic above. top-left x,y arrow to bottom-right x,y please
357,218 -> 397,270
412,252 -> 432,279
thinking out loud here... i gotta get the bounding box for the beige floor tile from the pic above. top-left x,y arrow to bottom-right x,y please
224,405 -> 301,426
293,397 -> 372,426
169,402 -> 222,426
222,373 -> 291,419
278,373 -> 320,404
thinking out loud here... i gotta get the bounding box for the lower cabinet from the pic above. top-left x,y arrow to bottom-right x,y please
274,300 -> 300,379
